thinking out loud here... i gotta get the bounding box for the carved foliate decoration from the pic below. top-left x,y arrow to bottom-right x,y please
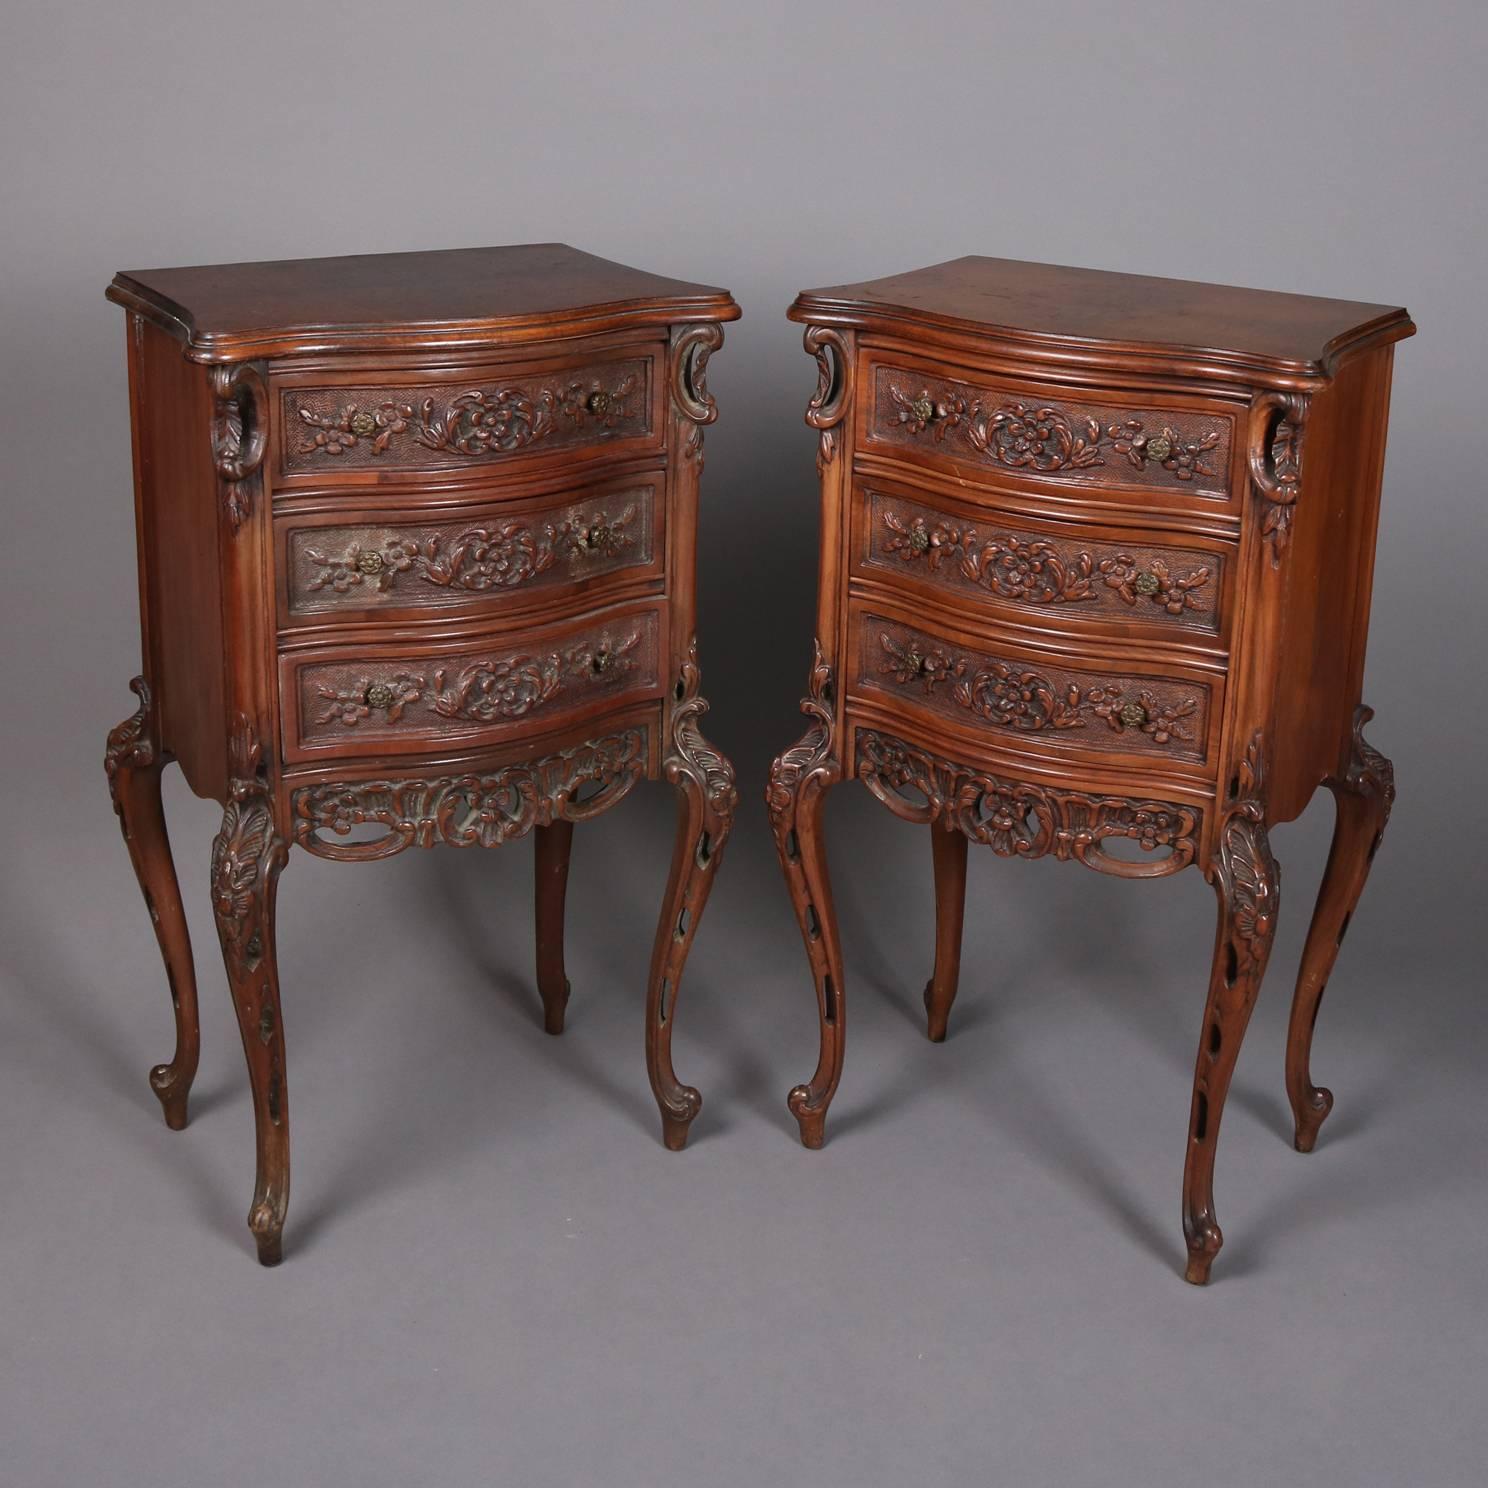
1247,391 -> 1308,565
856,729 -> 1199,879
765,640 -> 837,829
668,640 -> 738,830
1343,704 -> 1395,826
669,323 -> 723,466
105,676 -> 157,798
292,366 -> 643,464
210,364 -> 268,532
293,728 -> 650,861
804,327 -> 851,475
1211,731 -> 1280,964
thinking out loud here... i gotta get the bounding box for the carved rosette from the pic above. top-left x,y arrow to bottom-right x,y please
856,729 -> 1199,878
667,641 -> 738,842
211,718 -> 289,1111
105,676 -> 157,807
766,641 -> 838,830
293,729 -> 650,861
804,327 -> 851,475
210,364 -> 268,532
1247,391 -> 1308,565
669,323 -> 723,466
1211,732 -> 1280,965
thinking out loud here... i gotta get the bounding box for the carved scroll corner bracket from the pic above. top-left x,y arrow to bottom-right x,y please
670,322 -> 724,425
105,675 -> 157,790
210,362 -> 269,533
1247,390 -> 1308,567
667,639 -> 738,827
764,640 -> 840,829
803,326 -> 851,473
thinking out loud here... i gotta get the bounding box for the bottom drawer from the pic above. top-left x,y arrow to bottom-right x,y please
280,601 -> 665,762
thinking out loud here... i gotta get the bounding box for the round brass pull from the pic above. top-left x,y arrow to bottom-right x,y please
356,550 -> 385,576
365,682 -> 395,710
576,522 -> 609,552
586,390 -> 611,416
1144,434 -> 1173,464
349,410 -> 378,438
1118,701 -> 1148,729
910,395 -> 936,426
1132,570 -> 1161,597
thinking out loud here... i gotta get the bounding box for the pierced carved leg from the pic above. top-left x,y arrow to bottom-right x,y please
645,650 -> 737,1151
1286,707 -> 1394,1153
768,646 -> 845,1149
925,819 -> 968,1042
1183,737 -> 1279,1284
211,721 -> 291,1265
106,677 -> 201,1130
534,820 -> 574,1036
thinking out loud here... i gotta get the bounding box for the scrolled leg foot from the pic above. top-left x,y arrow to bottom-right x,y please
769,645 -> 845,1148
534,820 -> 575,1036
1286,707 -> 1393,1153
1181,735 -> 1279,1284
645,646 -> 736,1151
106,676 -> 202,1130
212,720 -> 292,1265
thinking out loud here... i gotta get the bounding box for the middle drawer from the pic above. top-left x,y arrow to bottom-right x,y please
279,600 -> 666,763
275,471 -> 664,631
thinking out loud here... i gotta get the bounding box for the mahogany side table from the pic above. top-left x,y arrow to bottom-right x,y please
105,245 -> 739,1263
767,256 -> 1412,1282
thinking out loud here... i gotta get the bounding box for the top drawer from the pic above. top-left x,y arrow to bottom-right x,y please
273,345 -> 664,485
861,351 -> 1238,507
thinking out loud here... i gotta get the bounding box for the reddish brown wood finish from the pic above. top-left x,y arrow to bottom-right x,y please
770,256 -> 1412,1283
106,245 -> 738,1264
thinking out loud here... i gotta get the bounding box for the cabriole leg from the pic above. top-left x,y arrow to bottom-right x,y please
211,724 -> 291,1265
1286,707 -> 1394,1152
645,652 -> 737,1150
1183,754 -> 1279,1285
768,646 -> 844,1149
925,819 -> 968,1042
534,821 -> 574,1035
106,676 -> 201,1130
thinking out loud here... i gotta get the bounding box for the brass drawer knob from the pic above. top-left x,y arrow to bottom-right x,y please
910,395 -> 936,426
356,550 -> 385,576
349,410 -> 378,438
591,648 -> 614,674
1118,700 -> 1148,728
1132,570 -> 1161,597
577,522 -> 609,552
586,390 -> 611,416
1144,434 -> 1173,464
365,682 -> 395,710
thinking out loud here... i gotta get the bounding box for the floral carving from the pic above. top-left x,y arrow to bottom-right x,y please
1213,732 -> 1279,965
883,376 -> 1226,484
856,729 -> 1199,878
302,503 -> 639,598
292,729 -> 650,861
291,365 -> 644,464
876,628 -> 1202,749
1097,553 -> 1211,615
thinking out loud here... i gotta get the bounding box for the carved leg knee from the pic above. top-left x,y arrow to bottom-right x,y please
1286,707 -> 1393,1152
106,677 -> 201,1130
768,646 -> 845,1149
212,722 -> 291,1265
534,820 -> 574,1036
645,649 -> 736,1151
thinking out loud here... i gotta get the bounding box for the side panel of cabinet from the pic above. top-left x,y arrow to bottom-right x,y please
133,320 -> 227,800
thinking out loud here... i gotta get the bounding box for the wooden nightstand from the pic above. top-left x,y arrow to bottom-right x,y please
767,257 -> 1412,1282
105,245 -> 739,1264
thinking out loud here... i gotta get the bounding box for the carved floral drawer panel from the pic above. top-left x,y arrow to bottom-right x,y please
851,608 -> 1218,769
853,480 -> 1231,641
862,355 -> 1236,504
276,351 -> 659,479
280,604 -> 664,761
277,474 -> 663,626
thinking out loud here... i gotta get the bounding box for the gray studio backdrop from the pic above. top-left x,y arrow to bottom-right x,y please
2,4 -> 1485,1486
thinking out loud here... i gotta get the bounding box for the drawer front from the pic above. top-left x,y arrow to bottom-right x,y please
865,358 -> 1235,500
281,605 -> 663,762
279,475 -> 663,626
853,610 -> 1216,768
277,350 -> 659,478
856,482 -> 1227,638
